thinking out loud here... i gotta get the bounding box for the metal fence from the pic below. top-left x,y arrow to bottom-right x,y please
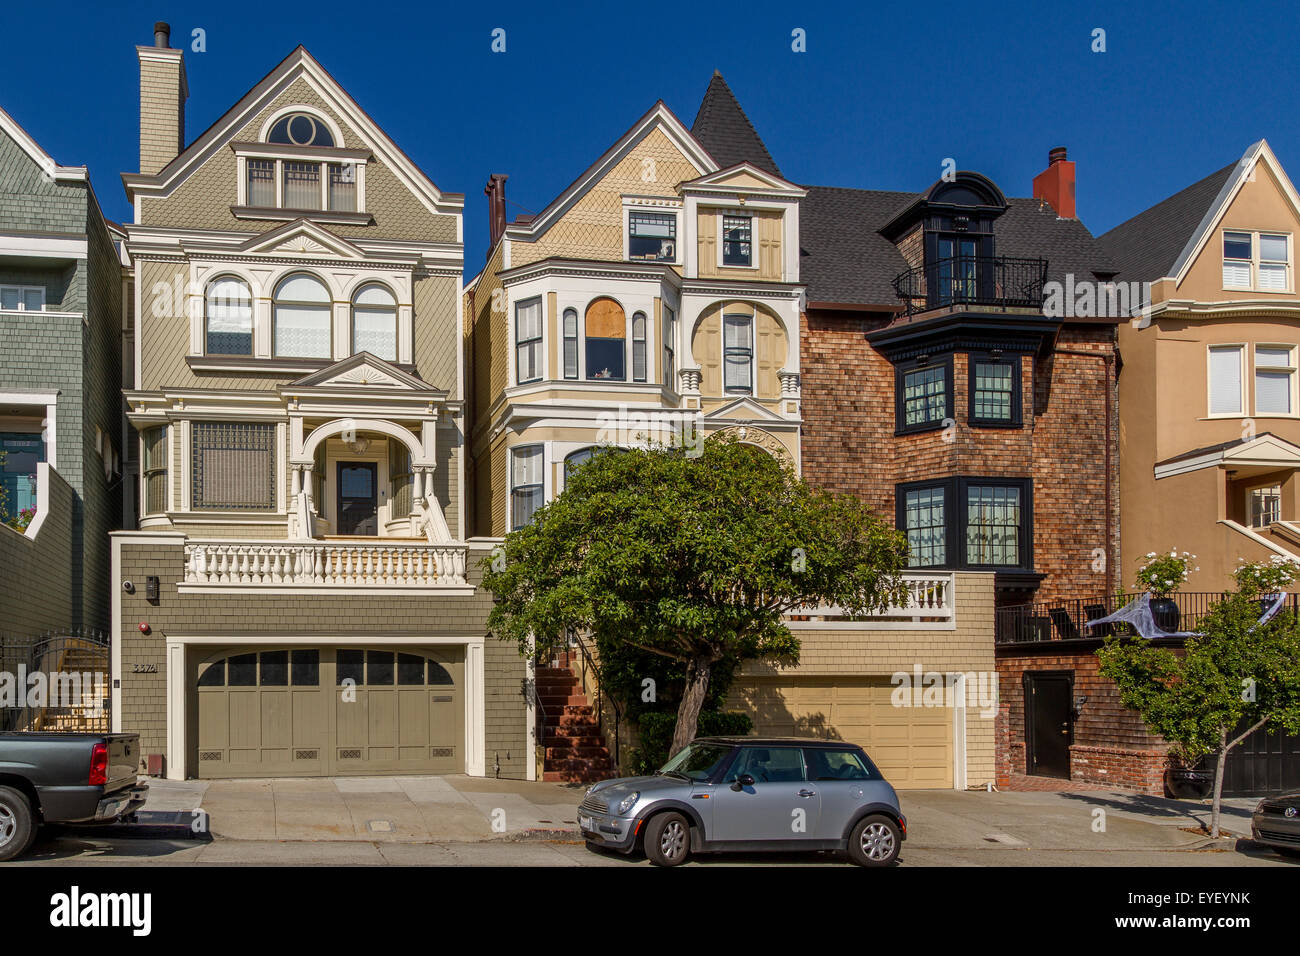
995,592 -> 1300,645
0,628 -> 110,732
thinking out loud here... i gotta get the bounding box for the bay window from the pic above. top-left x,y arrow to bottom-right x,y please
896,356 -> 953,434
511,445 -> 543,530
896,477 -> 1033,571
723,314 -> 753,392
632,312 -> 647,383
562,308 -> 578,379
515,298 -> 543,384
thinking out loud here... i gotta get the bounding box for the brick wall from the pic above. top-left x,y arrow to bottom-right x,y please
995,645 -> 1169,793
114,536 -> 527,778
799,309 -> 1119,608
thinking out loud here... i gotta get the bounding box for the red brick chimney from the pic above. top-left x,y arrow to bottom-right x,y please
484,174 -> 508,253
1032,146 -> 1075,219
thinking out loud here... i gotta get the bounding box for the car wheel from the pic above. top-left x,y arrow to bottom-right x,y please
0,786 -> 36,863
644,812 -> 690,867
848,814 -> 901,867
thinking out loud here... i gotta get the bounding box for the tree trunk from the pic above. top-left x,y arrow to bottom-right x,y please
1210,728 -> 1228,839
669,655 -> 712,759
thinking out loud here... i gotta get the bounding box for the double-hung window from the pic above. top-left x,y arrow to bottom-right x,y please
964,483 -> 1024,567
722,214 -> 753,267
969,354 -> 1021,426
1249,484 -> 1282,528
1255,345 -> 1296,415
901,485 -> 947,567
896,357 -> 953,434
511,446 -> 543,530
1223,230 -> 1290,291
723,314 -> 753,392
142,426 -> 169,515
1208,345 -> 1244,415
628,211 -> 676,261
515,298 -> 543,384
632,312 -> 648,383
663,306 -> 676,387
562,308 -> 579,379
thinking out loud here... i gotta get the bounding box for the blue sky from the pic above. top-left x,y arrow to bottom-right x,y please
2,0 -> 1292,268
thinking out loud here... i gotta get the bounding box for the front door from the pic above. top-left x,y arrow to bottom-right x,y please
337,462 -> 377,535
1026,673 -> 1073,778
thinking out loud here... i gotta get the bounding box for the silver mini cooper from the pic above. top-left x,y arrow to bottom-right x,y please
578,736 -> 906,866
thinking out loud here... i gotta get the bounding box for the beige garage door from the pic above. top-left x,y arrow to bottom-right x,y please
195,646 -> 464,778
728,677 -> 954,789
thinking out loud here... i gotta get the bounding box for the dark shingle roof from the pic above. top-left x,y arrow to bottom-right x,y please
1097,162 -> 1237,282
691,72 -> 782,177
801,185 -> 1118,307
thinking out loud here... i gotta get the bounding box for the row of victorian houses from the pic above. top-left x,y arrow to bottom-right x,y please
2,22 -> 1298,795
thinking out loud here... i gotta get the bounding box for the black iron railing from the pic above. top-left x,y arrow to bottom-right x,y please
892,255 -> 1049,316
995,592 -> 1300,645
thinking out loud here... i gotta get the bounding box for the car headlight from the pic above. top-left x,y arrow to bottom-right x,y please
616,792 -> 640,815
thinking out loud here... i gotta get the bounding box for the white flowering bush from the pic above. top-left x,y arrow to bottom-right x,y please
1233,555 -> 1300,599
1135,550 -> 1197,598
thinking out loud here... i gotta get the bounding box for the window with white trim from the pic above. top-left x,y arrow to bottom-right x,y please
511,445 -> 543,530
1249,484 -> 1282,528
722,214 -> 753,267
1255,345 -> 1295,415
0,285 -> 44,311
142,426 -> 168,515
1208,345 -> 1244,415
562,308 -> 578,380
239,112 -> 362,213
274,274 -> 332,359
663,305 -> 676,387
191,422 -> 277,512
352,283 -> 397,361
723,314 -> 753,392
1223,230 -> 1290,291
205,276 -> 253,355
515,298 -> 543,384
632,312 -> 647,383
628,211 -> 677,262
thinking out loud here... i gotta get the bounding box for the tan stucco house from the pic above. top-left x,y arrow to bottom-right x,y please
1101,140 -> 1300,592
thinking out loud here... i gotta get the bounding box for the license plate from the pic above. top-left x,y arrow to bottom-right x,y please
579,815 -> 594,831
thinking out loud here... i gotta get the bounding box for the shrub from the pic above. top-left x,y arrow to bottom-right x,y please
626,709 -> 753,775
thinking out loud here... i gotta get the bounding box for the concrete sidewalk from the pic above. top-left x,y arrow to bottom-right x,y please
140,775 -> 587,843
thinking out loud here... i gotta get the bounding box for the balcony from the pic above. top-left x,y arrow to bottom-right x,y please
892,256 -> 1048,317
787,572 -> 954,630
180,539 -> 470,593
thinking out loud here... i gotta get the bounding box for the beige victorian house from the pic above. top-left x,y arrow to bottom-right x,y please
111,26 -> 523,781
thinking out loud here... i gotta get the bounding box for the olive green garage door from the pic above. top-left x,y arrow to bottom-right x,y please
195,647 -> 464,778
727,677 -> 954,789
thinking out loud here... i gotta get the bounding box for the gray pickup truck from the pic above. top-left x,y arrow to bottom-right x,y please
0,733 -> 147,861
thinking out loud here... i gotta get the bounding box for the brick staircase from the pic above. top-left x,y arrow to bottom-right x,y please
536,655 -> 616,783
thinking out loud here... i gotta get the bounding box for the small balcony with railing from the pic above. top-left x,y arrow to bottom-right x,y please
892,256 -> 1049,318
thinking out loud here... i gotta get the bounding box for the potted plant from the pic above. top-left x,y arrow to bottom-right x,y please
1165,753 -> 1214,800
1234,555 -> 1299,619
1135,550 -> 1196,631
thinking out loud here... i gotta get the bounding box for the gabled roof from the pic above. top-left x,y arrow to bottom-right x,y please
801,185 -> 1116,307
283,352 -> 440,393
680,161 -> 806,197
122,46 -> 462,214
503,101 -> 716,242
1097,160 -> 1238,283
0,106 -> 87,182
1154,431 -> 1300,479
690,72 -> 782,177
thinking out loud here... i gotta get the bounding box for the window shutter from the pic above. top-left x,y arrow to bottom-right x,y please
755,313 -> 783,397
696,313 -> 721,394
1209,346 -> 1243,414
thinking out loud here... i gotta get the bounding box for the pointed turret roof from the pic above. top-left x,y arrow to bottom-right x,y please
690,71 -> 782,177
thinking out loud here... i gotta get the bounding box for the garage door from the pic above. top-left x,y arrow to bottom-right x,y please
196,646 -> 464,778
727,677 -> 954,789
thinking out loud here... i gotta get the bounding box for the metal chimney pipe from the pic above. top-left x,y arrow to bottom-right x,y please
154,22 -> 171,48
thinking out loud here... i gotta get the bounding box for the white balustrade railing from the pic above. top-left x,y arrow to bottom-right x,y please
182,540 -> 468,589
788,573 -> 955,628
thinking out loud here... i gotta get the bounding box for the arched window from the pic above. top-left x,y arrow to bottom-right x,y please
631,312 -> 647,382
562,308 -> 578,379
585,298 -> 625,381
351,283 -> 397,360
267,112 -> 335,147
205,276 -> 252,355
564,447 -> 595,480
274,274 -> 331,358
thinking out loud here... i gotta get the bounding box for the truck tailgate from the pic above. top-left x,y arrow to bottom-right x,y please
104,735 -> 140,793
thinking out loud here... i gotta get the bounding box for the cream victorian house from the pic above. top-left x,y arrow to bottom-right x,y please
464,91 -> 806,538
111,25 -> 522,781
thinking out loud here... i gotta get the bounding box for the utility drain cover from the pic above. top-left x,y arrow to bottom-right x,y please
368,820 -> 393,833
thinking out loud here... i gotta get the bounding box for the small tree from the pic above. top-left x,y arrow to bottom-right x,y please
483,436 -> 911,757
1097,592 -> 1300,836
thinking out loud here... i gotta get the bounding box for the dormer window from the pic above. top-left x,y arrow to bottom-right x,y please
628,212 -> 677,261
722,214 -> 753,267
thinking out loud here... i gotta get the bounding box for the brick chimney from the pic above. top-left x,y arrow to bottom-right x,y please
137,22 -> 188,176
484,174 -> 509,253
1032,146 -> 1075,219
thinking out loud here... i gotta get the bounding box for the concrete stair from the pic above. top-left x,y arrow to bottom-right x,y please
536,661 -> 615,783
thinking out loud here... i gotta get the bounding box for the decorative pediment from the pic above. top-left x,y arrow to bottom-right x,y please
704,395 -> 788,423
238,218 -> 366,260
287,352 -> 433,391
681,162 -> 806,196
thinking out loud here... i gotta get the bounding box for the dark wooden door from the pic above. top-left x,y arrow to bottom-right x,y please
1027,674 -> 1072,778
336,462 -> 378,535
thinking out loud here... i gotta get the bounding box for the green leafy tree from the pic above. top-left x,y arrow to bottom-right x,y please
483,436 -> 911,757
1097,593 -> 1300,836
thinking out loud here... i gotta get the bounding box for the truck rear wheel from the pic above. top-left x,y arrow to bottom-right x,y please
0,786 -> 36,862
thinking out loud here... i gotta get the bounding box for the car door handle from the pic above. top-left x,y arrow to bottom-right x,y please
798,789 -> 817,797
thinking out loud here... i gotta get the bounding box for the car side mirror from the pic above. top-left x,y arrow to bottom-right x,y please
730,773 -> 755,791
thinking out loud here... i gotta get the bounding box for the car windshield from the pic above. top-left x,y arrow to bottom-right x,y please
658,742 -> 733,782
